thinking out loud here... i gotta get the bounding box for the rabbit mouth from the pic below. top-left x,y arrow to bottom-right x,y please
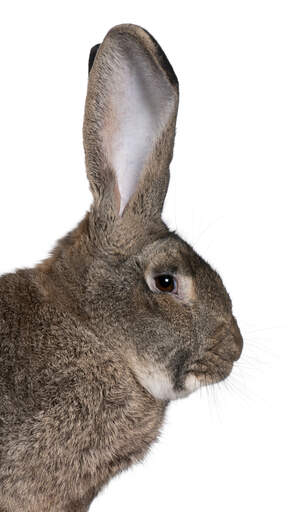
184,352 -> 234,388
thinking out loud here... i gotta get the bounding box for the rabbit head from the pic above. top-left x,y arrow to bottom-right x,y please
82,24 -> 243,401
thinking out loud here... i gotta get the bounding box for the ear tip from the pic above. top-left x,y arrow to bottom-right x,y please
106,24 -> 179,91
141,27 -> 179,91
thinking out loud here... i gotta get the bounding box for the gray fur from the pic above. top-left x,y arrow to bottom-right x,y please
0,24 -> 242,511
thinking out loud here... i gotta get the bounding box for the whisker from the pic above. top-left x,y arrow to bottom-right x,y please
193,215 -> 225,246
242,324 -> 285,335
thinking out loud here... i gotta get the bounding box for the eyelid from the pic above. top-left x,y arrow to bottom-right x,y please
171,276 -> 178,294
145,272 -> 179,295
144,268 -> 196,304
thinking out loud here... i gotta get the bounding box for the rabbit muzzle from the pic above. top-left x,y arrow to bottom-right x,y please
183,317 -> 243,393
133,317 -> 243,400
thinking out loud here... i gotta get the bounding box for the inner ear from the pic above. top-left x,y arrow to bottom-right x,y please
106,45 -> 175,214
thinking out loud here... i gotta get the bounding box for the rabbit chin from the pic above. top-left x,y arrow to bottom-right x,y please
134,364 -> 202,401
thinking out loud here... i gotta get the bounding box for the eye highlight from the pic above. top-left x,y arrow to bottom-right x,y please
154,274 -> 176,293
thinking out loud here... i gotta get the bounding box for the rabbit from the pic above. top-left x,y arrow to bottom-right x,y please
0,24 -> 243,512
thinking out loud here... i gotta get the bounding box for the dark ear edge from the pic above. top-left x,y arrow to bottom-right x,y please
88,44 -> 100,74
140,28 -> 179,91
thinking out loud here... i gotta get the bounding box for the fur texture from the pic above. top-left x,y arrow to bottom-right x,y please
0,24 -> 243,511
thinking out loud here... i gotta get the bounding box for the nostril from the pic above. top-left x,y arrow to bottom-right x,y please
234,334 -> 243,360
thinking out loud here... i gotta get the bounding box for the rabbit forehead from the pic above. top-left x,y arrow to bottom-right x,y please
137,234 -> 232,313
138,234 -> 201,274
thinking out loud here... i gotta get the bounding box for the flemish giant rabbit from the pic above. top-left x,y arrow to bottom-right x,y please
0,24 -> 243,512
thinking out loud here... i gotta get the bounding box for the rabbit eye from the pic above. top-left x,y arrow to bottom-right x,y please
154,274 -> 176,293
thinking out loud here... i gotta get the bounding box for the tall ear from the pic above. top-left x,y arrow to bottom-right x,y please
83,24 -> 179,222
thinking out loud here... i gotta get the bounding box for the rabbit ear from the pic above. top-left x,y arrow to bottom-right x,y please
88,44 -> 100,73
83,24 -> 179,220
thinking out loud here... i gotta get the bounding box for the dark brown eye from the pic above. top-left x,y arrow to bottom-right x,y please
154,274 -> 176,293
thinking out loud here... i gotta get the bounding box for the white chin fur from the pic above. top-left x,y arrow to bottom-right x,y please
134,363 -> 202,401
184,373 -> 203,393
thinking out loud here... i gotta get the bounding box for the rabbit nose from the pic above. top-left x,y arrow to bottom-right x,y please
232,318 -> 243,360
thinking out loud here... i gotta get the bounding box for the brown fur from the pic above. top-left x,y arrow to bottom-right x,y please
0,25 -> 242,511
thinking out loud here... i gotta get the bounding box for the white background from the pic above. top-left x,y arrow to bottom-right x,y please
0,1 -> 302,511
